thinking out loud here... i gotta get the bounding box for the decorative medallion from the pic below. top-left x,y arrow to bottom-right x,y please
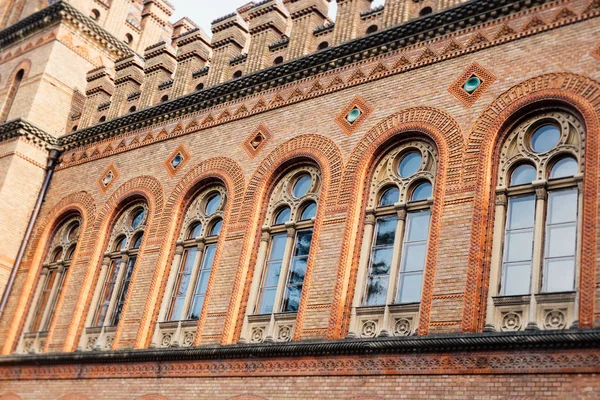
360,320 -> 378,338
500,311 -> 522,332
243,123 -> 272,158
163,144 -> 191,177
97,163 -> 120,194
393,318 -> 412,336
335,95 -> 374,135
544,309 -> 567,330
448,62 -> 496,107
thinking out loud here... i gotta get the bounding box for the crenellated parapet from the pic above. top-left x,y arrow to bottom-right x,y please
108,54 -> 146,119
206,11 -> 250,87
245,0 -> 290,73
138,41 -> 177,109
284,0 -> 330,60
172,27 -> 212,98
79,67 -> 115,129
138,0 -> 175,53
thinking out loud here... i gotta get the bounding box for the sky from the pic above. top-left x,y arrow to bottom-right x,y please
168,0 -> 385,36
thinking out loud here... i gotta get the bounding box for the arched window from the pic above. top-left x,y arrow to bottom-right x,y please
241,166 -> 320,343
20,217 -> 81,353
195,83 -> 204,91
83,203 -> 148,351
485,110 -> 584,332
317,41 -> 329,51
348,140 -> 437,338
233,70 -> 242,79
124,33 -> 134,45
155,186 -> 226,348
98,115 -> 106,123
128,106 -> 136,113
160,95 -> 169,103
273,56 -> 284,65
0,69 -> 24,123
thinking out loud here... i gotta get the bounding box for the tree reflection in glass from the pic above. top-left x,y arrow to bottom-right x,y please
363,216 -> 397,305
282,230 -> 313,312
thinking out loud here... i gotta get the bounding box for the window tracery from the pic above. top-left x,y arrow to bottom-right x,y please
348,140 -> 437,338
80,202 -> 148,351
20,216 -> 81,354
153,186 -> 226,348
240,165 -> 320,344
485,110 -> 585,332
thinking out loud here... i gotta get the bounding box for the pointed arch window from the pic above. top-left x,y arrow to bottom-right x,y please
81,203 -> 148,351
20,217 -> 81,353
485,110 -> 585,332
241,166 -> 320,344
154,186 -> 226,348
1,69 -> 24,123
349,140 -> 437,338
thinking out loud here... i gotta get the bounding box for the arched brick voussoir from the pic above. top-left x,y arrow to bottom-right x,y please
1,191 -> 95,355
134,157 -> 245,349
222,134 -> 343,344
338,106 -> 463,206
461,73 -> 600,332
239,133 -> 344,222
328,106 -> 462,339
63,176 -> 165,352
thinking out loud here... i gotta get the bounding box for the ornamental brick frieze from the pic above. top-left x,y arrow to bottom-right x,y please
50,0 -> 600,161
1,332 -> 599,380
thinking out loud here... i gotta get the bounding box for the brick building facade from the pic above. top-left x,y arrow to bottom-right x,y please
0,0 -> 599,398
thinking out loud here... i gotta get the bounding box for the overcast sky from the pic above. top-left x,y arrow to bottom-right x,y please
168,0 -> 385,35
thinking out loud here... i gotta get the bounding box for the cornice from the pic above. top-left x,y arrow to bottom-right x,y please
0,1 -> 133,57
1,329 -> 599,366
0,119 -> 58,150
59,0 -> 552,150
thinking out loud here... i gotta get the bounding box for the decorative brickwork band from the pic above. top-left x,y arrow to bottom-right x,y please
462,73 -> 600,332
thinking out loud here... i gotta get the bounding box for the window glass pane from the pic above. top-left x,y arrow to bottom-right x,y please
530,124 -> 560,153
411,182 -> 432,202
546,224 -> 576,258
507,195 -> 535,229
294,230 -> 313,257
402,242 -> 427,272
202,245 -> 216,270
510,165 -> 536,186
374,217 -> 397,246
293,175 -> 312,198
114,236 -> 127,251
131,209 -> 145,229
283,285 -> 302,312
548,189 -> 577,224
379,187 -> 399,207
269,234 -> 287,260
398,272 -> 423,303
210,219 -> 222,236
406,211 -> 431,242
131,234 -> 143,249
188,295 -> 205,320
371,247 -> 393,275
364,276 -> 389,306
545,258 -> 575,292
274,207 -> 291,225
195,269 -> 211,297
257,288 -> 276,314
263,261 -> 282,287
170,297 -> 185,321
289,258 -> 307,284
300,202 -> 317,220
505,230 -> 534,262
30,270 -> 57,332
398,152 -> 422,178
188,223 -> 202,239
503,262 -> 531,295
205,193 -> 222,216
550,157 -> 578,179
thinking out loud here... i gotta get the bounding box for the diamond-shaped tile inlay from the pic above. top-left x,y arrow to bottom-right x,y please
97,163 -> 120,194
243,123 -> 272,158
335,95 -> 374,136
448,62 -> 496,107
163,144 -> 191,177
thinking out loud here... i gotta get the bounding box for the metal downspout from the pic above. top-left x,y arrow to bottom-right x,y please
0,148 -> 61,318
